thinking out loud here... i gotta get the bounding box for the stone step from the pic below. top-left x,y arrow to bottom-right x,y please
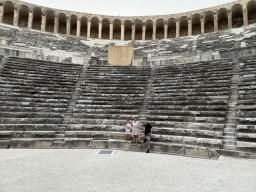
223,136 -> 236,140
223,145 -> 236,150
55,134 -> 65,138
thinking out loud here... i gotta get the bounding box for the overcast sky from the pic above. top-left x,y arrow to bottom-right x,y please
23,0 -> 235,16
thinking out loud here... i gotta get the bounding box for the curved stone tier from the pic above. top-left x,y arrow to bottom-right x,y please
0,0 -> 256,41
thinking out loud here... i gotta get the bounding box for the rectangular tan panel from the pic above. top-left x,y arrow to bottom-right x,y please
108,46 -> 133,66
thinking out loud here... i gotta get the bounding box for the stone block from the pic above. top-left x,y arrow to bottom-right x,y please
184,146 -> 209,159
108,139 -> 131,150
196,138 -> 222,148
34,139 -> 53,149
0,140 -> 11,149
91,140 -> 109,149
130,144 -> 142,152
208,148 -> 221,160
150,142 -> 162,153
110,132 -> 126,140
161,143 -> 184,155
10,139 -> 34,149
183,137 -> 197,145
64,138 -> 92,149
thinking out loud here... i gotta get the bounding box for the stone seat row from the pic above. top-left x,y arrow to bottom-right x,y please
153,76 -> 231,82
1,68 -> 80,78
0,106 -> 66,112
0,73 -> 79,83
0,85 -> 74,92
147,110 -> 227,117
0,80 -> 77,89
151,91 -> 229,97
153,87 -> 229,93
0,118 -> 63,124
154,70 -> 232,76
4,63 -> 82,73
8,57 -> 83,68
152,83 -> 230,89
77,97 -> 144,102
0,92 -> 72,99
0,112 -> 64,118
0,88 -> 73,95
153,80 -> 231,85
148,105 -> 227,111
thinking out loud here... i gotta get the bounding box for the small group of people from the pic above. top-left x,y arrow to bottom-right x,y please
123,117 -> 153,153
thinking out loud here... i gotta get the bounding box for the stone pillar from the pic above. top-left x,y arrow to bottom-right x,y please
66,17 -> 70,35
201,16 -> 204,34
41,14 -> 46,31
164,22 -> 168,39
0,4 -> 4,23
109,21 -> 113,40
13,8 -> 18,26
98,20 -> 102,39
28,11 -> 33,28
228,10 -> 232,29
142,22 -> 146,40
153,22 -> 156,40
243,7 -> 248,26
121,24 -> 124,40
214,12 -> 218,32
54,15 -> 58,33
87,21 -> 91,38
188,18 -> 192,36
132,22 -> 135,40
176,20 -> 179,38
76,17 -> 81,36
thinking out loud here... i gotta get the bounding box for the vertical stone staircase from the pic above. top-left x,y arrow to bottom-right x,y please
223,60 -> 240,150
138,67 -> 154,129
52,63 -> 88,148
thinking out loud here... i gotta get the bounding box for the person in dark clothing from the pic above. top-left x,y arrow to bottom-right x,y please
143,119 -> 153,153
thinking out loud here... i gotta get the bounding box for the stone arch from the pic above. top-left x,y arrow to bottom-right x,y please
32,7 -> 42,30
232,4 -> 243,28
58,13 -> 66,34
18,4 -> 29,27
113,19 -> 121,40
3,1 -> 14,25
45,10 -> 54,32
156,18 -> 164,40
167,18 -> 176,38
90,16 -> 99,38
145,20 -> 153,40
192,14 -> 201,35
135,20 -> 142,40
180,16 -> 188,37
70,14 -> 77,36
218,8 -> 228,30
124,20 -> 132,40
247,0 -> 256,24
80,17 -> 87,37
204,11 -> 214,33
102,18 -> 110,39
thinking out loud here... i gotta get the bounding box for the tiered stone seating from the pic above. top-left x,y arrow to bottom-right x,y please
237,57 -> 256,153
146,60 -> 233,157
65,63 -> 151,141
0,57 -> 83,148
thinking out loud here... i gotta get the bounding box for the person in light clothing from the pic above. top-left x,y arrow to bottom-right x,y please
124,120 -> 131,141
131,117 -> 140,144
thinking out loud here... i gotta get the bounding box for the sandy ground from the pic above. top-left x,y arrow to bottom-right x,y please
0,149 -> 256,192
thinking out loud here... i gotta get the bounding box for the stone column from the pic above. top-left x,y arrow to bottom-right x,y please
201,16 -> 204,34
188,18 -> 192,36
13,8 -> 18,26
66,17 -> 70,35
98,20 -> 102,39
228,10 -> 232,29
153,22 -> 156,40
176,19 -> 179,38
164,22 -> 168,39
243,7 -> 248,26
54,15 -> 58,33
76,17 -> 81,36
132,22 -> 135,40
121,23 -> 124,40
87,21 -> 91,38
109,21 -> 113,40
28,11 -> 33,28
0,4 -> 4,23
214,12 -> 218,32
41,14 -> 46,31
142,22 -> 146,40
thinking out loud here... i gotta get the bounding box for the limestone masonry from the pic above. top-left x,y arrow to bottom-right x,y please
1,0 -> 256,159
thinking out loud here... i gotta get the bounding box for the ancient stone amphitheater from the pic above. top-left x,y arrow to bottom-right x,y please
1,0 -> 256,159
